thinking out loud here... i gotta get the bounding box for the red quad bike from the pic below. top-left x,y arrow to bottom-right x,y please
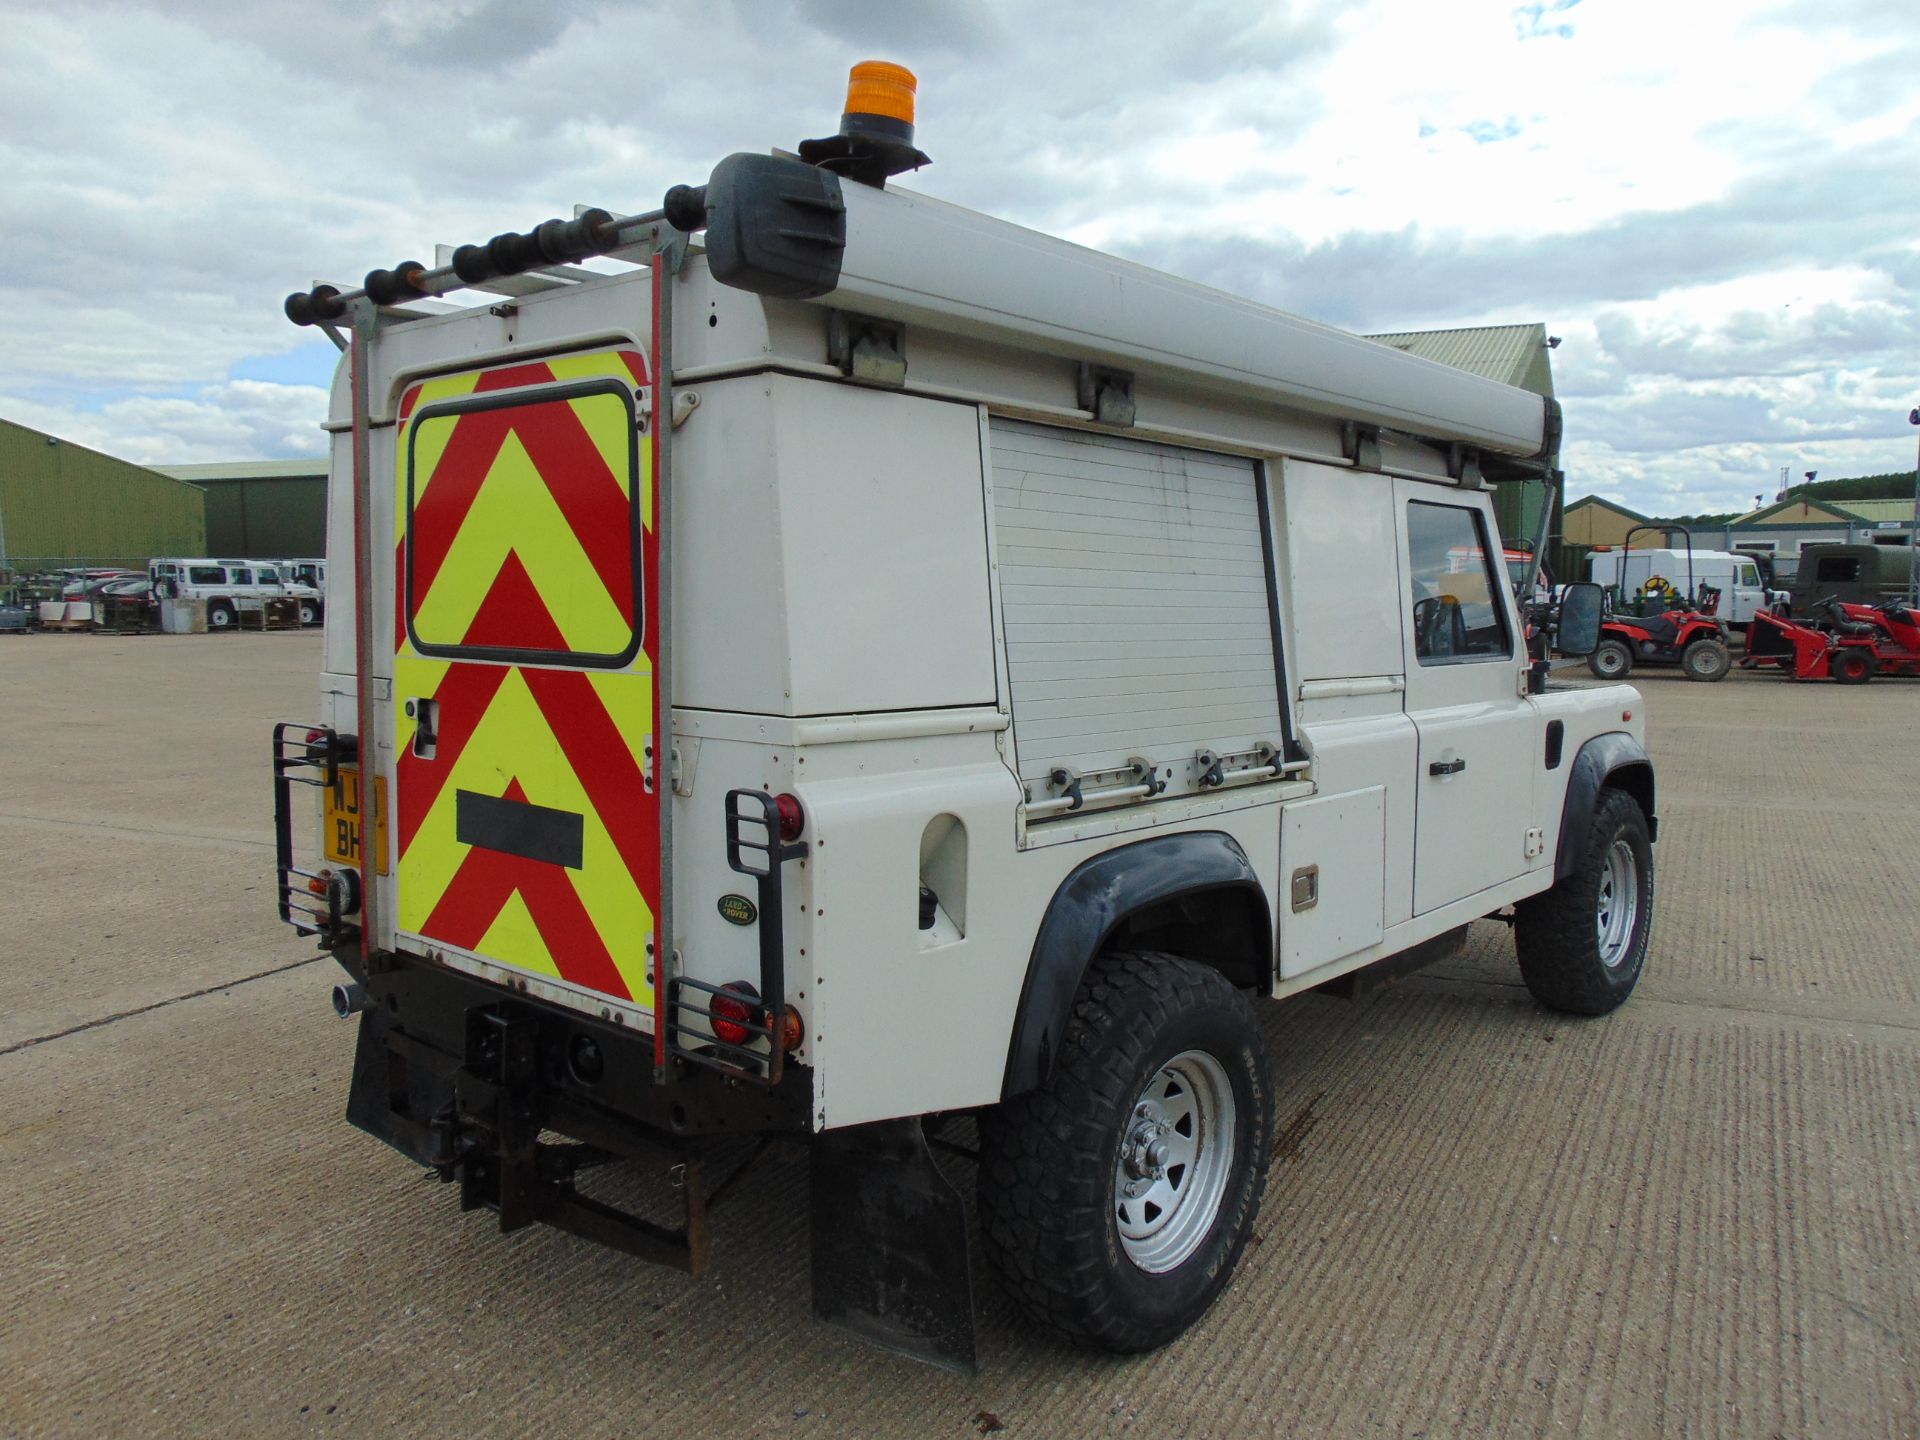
1587,521 -> 1733,682
1588,603 -> 1733,683
1744,595 -> 1920,684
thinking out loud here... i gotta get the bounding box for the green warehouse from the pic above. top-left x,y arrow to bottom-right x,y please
154,459 -> 328,558
0,419 -> 207,573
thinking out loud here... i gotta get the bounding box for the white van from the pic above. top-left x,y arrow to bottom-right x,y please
1587,547 -> 1783,625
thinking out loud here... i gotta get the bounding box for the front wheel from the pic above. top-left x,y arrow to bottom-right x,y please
206,600 -> 235,630
298,600 -> 320,626
977,952 -> 1274,1353
1514,788 -> 1654,1015
1831,649 -> 1874,685
1587,637 -> 1633,680
1681,637 -> 1731,681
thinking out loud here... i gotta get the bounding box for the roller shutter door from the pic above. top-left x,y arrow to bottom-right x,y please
989,418 -> 1283,801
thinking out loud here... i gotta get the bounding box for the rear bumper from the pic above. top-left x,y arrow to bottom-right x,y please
339,947 -> 813,1271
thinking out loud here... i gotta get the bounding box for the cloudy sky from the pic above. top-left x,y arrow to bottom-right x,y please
3,0 -> 1916,515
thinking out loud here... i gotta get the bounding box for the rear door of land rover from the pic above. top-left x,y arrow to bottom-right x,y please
389,346 -> 660,1020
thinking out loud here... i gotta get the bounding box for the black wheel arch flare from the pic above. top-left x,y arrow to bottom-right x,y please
1000,832 -> 1272,1101
1555,732 -> 1658,881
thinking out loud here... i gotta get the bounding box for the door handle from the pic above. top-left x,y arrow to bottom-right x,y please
406,697 -> 439,759
1428,758 -> 1466,776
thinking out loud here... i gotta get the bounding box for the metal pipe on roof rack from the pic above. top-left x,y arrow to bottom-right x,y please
284,207 -> 668,327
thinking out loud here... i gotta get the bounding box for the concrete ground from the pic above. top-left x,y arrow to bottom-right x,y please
2,633 -> 1915,1438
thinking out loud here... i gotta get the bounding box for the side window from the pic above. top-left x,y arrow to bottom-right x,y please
1406,502 -> 1512,664
232,568 -> 254,585
1814,557 -> 1860,583
188,566 -> 225,585
1738,563 -> 1760,587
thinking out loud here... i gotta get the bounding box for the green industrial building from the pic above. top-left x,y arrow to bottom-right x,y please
1365,323 -> 1562,554
155,459 -> 328,557
0,419 -> 207,573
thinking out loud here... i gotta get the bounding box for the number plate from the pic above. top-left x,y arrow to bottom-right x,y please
322,767 -> 389,876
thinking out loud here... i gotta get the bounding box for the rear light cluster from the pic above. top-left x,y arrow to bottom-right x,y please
709,981 -> 805,1052
775,792 -> 805,842
710,982 -> 759,1047
306,867 -> 361,915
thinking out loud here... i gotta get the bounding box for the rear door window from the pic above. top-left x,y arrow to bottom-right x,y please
404,381 -> 642,666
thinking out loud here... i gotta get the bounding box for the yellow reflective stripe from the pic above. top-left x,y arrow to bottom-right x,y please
408,425 -> 631,654
395,370 -> 483,544
476,890 -> 563,982
394,665 -> 655,1006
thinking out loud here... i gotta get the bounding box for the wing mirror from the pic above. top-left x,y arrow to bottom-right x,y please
1556,582 -> 1603,657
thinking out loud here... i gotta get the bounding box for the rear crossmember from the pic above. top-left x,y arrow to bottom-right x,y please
343,961 -> 812,1276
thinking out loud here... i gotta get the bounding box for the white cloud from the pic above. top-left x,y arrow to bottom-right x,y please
0,0 -> 1916,515
0,381 -> 331,465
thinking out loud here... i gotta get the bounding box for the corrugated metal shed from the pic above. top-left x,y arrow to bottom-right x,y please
154,459 -> 327,556
1365,323 -> 1555,399
1363,323 -> 1559,548
0,418 -> 206,572
1830,499 -> 1918,525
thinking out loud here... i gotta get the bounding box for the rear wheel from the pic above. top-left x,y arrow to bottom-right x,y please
207,600 -> 235,630
1515,788 -> 1653,1016
1681,637 -> 1731,682
298,600 -> 320,626
977,952 -> 1274,1353
1587,637 -> 1632,680
1831,649 -> 1874,684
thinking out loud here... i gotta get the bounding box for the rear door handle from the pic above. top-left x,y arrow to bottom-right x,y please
1428,758 -> 1466,776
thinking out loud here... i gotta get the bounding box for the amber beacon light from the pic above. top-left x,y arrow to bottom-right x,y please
797,59 -> 931,186
845,60 -> 917,125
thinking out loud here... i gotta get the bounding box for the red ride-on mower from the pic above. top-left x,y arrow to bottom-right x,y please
1744,596 -> 1920,683
1588,600 -> 1733,682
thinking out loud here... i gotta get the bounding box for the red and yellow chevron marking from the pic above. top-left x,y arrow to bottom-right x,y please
391,347 -> 658,1009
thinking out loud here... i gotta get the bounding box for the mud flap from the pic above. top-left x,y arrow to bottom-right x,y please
809,1118 -> 978,1374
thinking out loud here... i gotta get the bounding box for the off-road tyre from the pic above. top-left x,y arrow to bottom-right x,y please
1587,638 -> 1632,680
1681,637 -> 1731,682
1831,649 -> 1874,685
1514,788 -> 1653,1016
207,600 -> 236,630
977,952 -> 1274,1353
298,600 -> 320,626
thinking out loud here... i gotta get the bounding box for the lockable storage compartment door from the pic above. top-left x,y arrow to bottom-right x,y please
990,418 -> 1285,807
390,347 -> 660,1018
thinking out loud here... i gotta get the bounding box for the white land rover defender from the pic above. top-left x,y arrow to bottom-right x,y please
272,65 -> 1653,1371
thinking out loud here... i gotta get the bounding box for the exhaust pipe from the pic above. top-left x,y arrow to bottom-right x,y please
331,982 -> 373,1018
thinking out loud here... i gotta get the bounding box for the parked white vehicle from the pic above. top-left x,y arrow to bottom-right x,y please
1586,546 -> 1784,625
272,64 -> 1656,1371
149,557 -> 321,627
245,560 -> 324,624
285,558 -> 326,599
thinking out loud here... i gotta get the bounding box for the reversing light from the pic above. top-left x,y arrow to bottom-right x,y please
711,981 -> 761,1047
775,792 -> 805,843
